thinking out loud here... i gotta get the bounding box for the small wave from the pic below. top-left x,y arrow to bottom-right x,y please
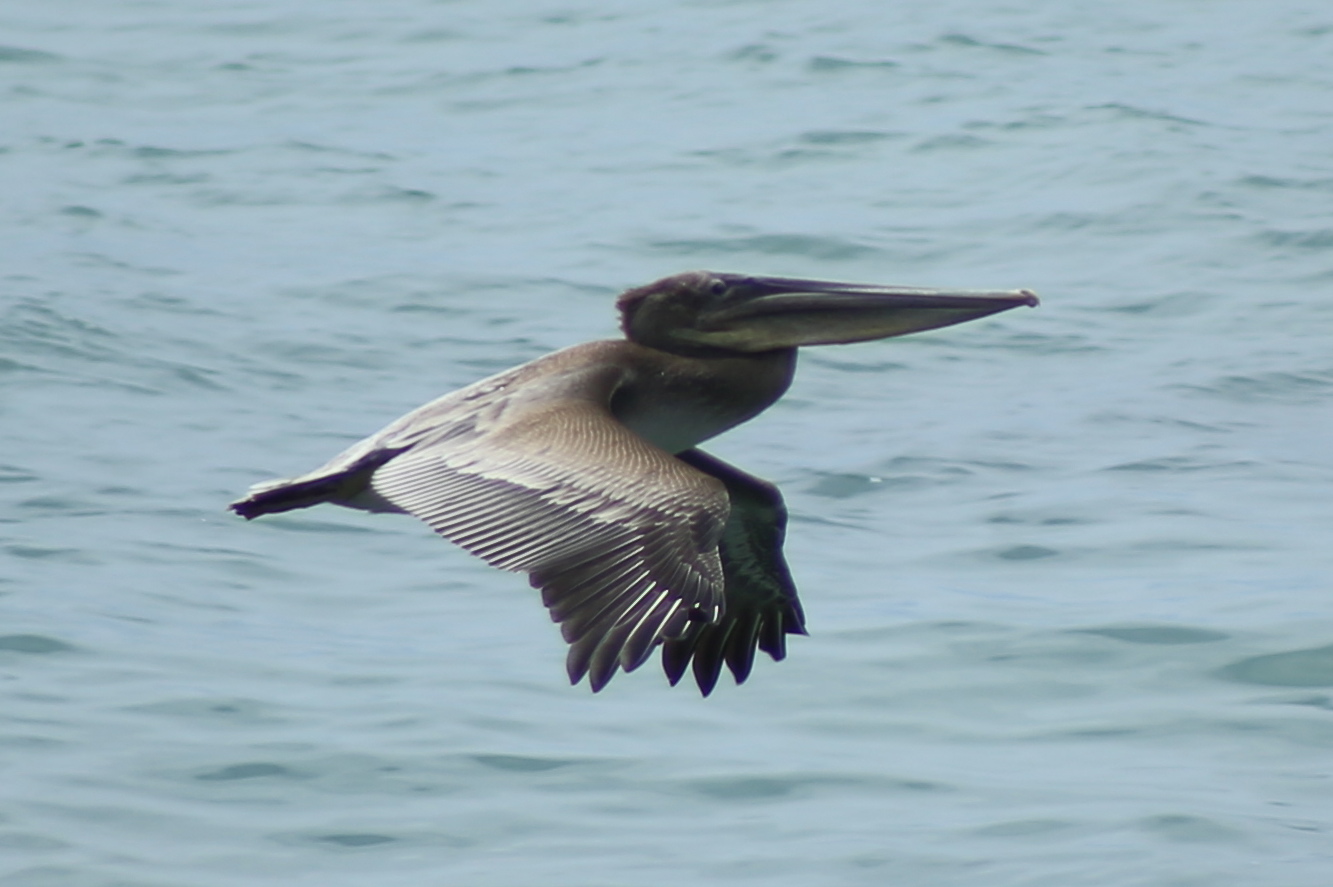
807,471 -> 903,499
649,234 -> 880,261
5,543 -> 98,564
1258,228 -> 1333,250
132,145 -> 233,160
1088,102 -> 1207,127
314,833 -> 397,847
470,754 -> 579,772
1137,813 -> 1239,843
726,44 -> 778,64
994,545 -> 1059,561
1105,454 -> 1261,472
1237,174 -> 1333,192
798,130 -> 901,146
0,464 -> 39,484
1177,370 -> 1333,405
807,55 -> 900,72
338,186 -> 436,205
1073,625 -> 1229,645
195,762 -> 299,781
1218,644 -> 1333,688
911,134 -> 992,152
686,772 -> 946,801
939,33 -> 1047,56
0,45 -> 61,64
1102,291 -> 1216,317
0,634 -> 77,654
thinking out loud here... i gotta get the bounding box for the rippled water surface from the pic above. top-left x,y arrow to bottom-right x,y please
4,1 -> 1333,885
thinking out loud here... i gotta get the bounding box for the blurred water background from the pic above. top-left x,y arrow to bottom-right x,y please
4,1 -> 1333,885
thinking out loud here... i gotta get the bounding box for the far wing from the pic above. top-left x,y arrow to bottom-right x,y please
660,449 -> 807,695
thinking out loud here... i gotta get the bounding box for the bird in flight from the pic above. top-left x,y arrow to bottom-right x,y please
231,271 -> 1037,694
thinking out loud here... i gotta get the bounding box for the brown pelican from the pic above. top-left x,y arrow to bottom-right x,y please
231,271 -> 1037,694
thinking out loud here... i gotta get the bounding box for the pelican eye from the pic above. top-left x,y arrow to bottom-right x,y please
707,279 -> 728,296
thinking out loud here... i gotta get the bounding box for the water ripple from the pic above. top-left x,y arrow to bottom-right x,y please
1218,644 -> 1333,687
649,234 -> 880,260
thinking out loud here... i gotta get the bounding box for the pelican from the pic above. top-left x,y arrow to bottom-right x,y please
231,271 -> 1037,694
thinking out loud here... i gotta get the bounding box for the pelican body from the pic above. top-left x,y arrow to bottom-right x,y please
231,271 -> 1037,694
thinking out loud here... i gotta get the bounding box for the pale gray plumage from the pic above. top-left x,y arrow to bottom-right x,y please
231,270 -> 1037,693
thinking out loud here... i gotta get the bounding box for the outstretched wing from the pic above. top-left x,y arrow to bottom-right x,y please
357,363 -> 732,692
660,449 -> 807,695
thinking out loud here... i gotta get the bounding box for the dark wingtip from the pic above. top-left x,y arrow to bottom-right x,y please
695,666 -> 720,697
566,650 -> 591,689
691,644 -> 725,697
228,500 -> 260,520
586,644 -> 620,693
661,640 -> 692,686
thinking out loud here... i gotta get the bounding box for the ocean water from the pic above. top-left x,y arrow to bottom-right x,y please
4,1 -> 1333,884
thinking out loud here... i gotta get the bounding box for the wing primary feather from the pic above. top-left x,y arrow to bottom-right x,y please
554,568 -> 655,643
585,588 -> 674,691
723,614 -> 762,684
586,642 -> 621,693
619,597 -> 683,673
536,562 -> 637,619
757,612 -> 790,660
661,636 -> 693,686
661,637 -> 693,682
563,575 -> 657,683
536,544 -> 649,616
600,588 -> 674,675
689,623 -> 733,697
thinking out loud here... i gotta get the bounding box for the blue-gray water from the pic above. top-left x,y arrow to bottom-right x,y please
4,2 -> 1333,884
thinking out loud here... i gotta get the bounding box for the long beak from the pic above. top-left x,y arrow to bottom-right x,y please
691,275 -> 1039,351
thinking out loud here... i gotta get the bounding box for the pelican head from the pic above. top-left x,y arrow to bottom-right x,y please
619,270 -> 1039,355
